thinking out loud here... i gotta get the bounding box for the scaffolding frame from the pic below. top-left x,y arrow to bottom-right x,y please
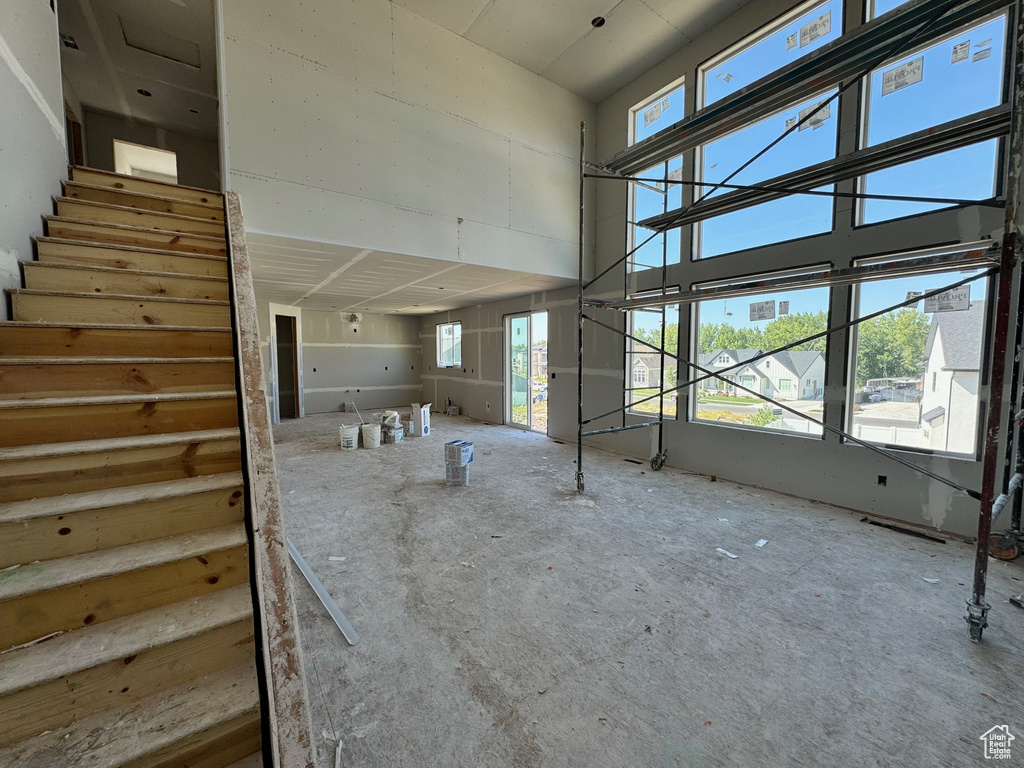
575,0 -> 1024,641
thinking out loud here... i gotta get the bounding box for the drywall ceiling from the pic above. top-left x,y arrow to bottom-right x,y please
390,0 -> 749,102
57,0 -> 218,137
248,232 -> 574,315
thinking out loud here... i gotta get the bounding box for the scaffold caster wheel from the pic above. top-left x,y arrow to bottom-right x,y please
966,600 -> 989,643
650,453 -> 665,472
576,472 -> 585,494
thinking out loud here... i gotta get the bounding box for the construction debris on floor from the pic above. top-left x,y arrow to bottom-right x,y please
275,411 -> 1024,768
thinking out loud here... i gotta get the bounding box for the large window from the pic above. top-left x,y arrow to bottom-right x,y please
847,255 -> 989,455
695,0 -> 843,258
696,90 -> 838,258
627,305 -> 679,419
701,0 -> 842,107
859,12 -> 1007,223
628,79 -> 685,272
436,322 -> 462,368
692,274 -> 829,435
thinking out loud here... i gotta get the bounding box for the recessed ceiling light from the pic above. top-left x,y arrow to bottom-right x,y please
591,16 -> 606,28
137,89 -> 152,97
60,34 -> 78,50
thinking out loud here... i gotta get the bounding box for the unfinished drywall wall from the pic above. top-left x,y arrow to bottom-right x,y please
0,0 -> 66,321
301,310 -> 422,414
256,299 -> 421,419
83,110 -> 220,191
220,0 -> 596,281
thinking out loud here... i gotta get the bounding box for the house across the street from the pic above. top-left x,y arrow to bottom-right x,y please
699,348 -> 825,401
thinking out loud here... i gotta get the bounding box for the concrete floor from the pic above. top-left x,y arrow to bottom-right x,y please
274,411 -> 1024,767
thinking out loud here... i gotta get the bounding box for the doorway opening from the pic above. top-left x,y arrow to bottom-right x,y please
275,316 -> 299,420
506,311 -> 548,433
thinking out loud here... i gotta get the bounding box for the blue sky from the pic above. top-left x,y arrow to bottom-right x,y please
630,1 -> 1007,264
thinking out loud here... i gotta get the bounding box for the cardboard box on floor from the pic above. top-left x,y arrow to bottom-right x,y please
411,403 -> 431,436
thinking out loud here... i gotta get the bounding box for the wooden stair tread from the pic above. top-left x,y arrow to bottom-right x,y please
10,289 -> 229,306
0,584 -> 252,695
37,236 -> 229,262
69,165 -> 224,200
64,181 -> 225,213
0,472 -> 243,525
54,197 -> 226,227
0,356 -> 233,365
22,261 -> 229,283
0,427 -> 240,461
0,391 -> 237,410
0,658 -> 259,768
0,523 -> 246,603
0,320 -> 231,332
46,216 -> 226,244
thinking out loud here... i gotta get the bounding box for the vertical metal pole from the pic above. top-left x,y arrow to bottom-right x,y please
968,0 -> 1024,641
576,123 -> 586,494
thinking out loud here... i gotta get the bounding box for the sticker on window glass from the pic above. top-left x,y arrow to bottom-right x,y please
905,290 -> 924,306
786,32 -> 797,51
976,39 -> 992,47
799,11 -> 831,47
924,287 -> 970,313
779,301 -> 790,316
798,100 -> 830,130
973,48 -> 992,62
661,98 -> 670,110
643,102 -> 663,127
749,300 -> 776,322
881,56 -> 924,96
951,40 -> 970,64
785,117 -> 797,131
667,167 -> 684,182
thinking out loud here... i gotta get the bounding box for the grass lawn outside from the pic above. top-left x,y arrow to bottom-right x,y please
698,395 -> 763,405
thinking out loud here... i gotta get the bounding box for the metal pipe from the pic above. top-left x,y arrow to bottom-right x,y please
287,539 -> 359,646
582,269 -> 996,424
582,421 -> 662,438
576,123 -> 586,494
586,247 -> 998,311
970,0 -> 1024,642
582,312 -> 980,498
590,173 -> 1001,211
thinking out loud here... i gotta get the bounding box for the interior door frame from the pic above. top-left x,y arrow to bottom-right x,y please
268,303 -> 304,424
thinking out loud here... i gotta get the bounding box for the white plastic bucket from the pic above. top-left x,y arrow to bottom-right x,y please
340,424 -> 359,451
361,423 -> 382,449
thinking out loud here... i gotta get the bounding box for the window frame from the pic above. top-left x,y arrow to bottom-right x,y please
853,8 -> 1012,228
696,0 -> 843,110
435,321 -> 462,369
689,264 -> 832,438
625,302 -> 680,420
844,250 -> 993,459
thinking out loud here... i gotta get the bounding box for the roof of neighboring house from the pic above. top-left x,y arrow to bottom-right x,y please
922,405 -> 946,422
699,349 -> 761,367
924,303 -> 985,371
769,350 -> 823,378
632,352 -> 663,368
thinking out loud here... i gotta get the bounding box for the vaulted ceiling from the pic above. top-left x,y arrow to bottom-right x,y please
389,0 -> 748,102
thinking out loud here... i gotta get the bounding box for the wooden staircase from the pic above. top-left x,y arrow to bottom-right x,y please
0,168 -> 268,767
